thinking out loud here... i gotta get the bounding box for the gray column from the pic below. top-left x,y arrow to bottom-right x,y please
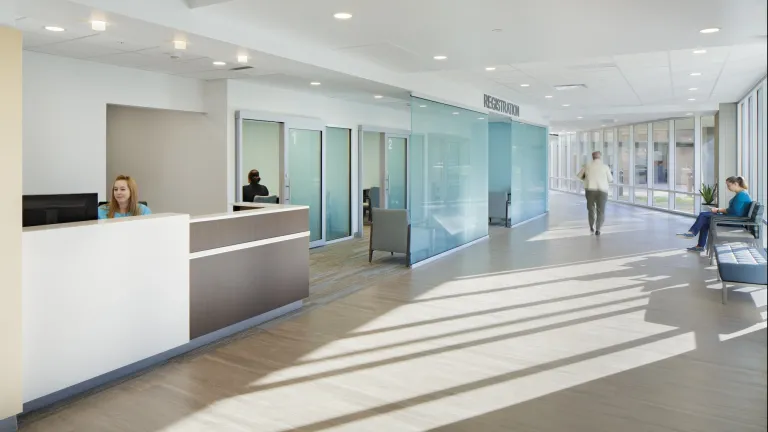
716,103 -> 738,206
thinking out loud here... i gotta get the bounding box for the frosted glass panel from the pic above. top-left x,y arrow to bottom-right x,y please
241,120 -> 280,198
387,137 -> 407,209
288,129 -> 322,242
510,121 -> 548,225
410,97 -> 488,265
326,127 -> 350,241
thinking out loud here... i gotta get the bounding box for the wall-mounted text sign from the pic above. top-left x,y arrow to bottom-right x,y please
483,94 -> 520,117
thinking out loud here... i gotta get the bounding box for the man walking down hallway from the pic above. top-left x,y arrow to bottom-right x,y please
577,151 -> 613,235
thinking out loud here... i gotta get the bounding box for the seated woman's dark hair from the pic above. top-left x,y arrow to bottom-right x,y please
248,169 -> 261,184
725,176 -> 748,190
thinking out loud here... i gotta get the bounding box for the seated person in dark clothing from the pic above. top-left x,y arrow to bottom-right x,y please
243,169 -> 270,202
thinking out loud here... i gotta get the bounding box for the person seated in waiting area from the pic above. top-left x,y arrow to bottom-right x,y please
98,175 -> 152,219
677,176 -> 752,252
242,169 -> 270,202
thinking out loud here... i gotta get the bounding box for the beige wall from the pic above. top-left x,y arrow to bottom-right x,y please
106,105 -> 226,216
0,25 -> 23,419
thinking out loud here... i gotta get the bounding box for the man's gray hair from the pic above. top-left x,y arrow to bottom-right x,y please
592,151 -> 602,160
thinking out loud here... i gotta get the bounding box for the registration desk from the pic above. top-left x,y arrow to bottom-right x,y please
21,203 -> 309,411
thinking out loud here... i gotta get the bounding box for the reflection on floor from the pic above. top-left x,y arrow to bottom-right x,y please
21,192 -> 767,432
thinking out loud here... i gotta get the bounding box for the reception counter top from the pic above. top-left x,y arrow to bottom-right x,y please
22,203 -> 310,411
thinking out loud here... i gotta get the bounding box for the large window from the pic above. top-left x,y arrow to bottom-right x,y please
701,116 -> 716,187
652,121 -> 670,208
674,118 -> 695,213
735,78 -> 766,248
617,126 -> 631,201
634,124 -> 648,204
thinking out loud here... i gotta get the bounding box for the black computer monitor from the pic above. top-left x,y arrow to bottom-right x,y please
22,193 -> 99,227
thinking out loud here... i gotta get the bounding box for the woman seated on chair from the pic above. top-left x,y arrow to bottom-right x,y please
677,176 -> 751,252
98,175 -> 152,219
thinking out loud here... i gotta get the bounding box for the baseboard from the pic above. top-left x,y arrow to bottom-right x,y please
21,300 -> 303,414
0,416 -> 17,432
508,212 -> 549,229
410,235 -> 489,269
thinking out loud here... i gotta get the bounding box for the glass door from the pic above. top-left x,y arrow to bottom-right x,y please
286,127 -> 325,247
384,135 -> 408,209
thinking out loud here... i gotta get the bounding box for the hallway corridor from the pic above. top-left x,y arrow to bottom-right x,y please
22,193 -> 767,432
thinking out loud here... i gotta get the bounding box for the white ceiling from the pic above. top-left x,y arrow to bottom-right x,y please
13,0 -> 768,128
15,0 -> 412,109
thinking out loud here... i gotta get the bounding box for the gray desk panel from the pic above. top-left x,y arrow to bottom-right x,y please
190,208 -> 308,253
190,236 -> 309,339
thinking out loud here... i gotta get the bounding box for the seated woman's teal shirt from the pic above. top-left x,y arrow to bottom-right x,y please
726,190 -> 752,217
98,203 -> 152,219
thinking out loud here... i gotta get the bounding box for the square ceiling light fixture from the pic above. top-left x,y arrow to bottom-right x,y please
554,84 -> 588,91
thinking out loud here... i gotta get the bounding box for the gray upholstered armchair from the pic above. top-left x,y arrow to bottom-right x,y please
369,208 -> 410,265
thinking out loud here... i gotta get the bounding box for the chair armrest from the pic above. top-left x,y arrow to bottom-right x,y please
713,219 -> 756,227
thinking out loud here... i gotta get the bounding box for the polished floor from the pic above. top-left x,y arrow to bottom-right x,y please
22,193 -> 767,431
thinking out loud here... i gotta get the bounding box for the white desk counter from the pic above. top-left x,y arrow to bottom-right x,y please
22,204 -> 310,411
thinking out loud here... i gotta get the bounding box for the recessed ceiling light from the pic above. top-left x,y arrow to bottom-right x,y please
237,55 -> 248,64
689,87 -> 698,91
601,124 -> 606,127
693,49 -> 707,54
333,12 -> 353,20
310,82 -> 321,86
520,84 -> 530,87
433,55 -> 447,60
213,61 -> 226,66
686,113 -> 694,116
419,105 -> 427,108
700,28 -> 720,34
173,40 -> 187,50
44,26 -> 65,32
91,20 -> 107,31
690,72 -> 702,76
577,116 -> 583,119
492,28 -> 503,32
374,95 -> 383,99
545,95 -> 553,99
485,67 -> 496,71
562,104 -> 571,107
452,112 -> 459,115
688,98 -> 696,101
478,117 -> 485,120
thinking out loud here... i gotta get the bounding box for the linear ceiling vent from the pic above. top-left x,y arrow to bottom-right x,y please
230,66 -> 253,71
554,84 -> 588,91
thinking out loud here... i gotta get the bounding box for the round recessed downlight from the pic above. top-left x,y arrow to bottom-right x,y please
419,105 -> 427,108
433,55 -> 447,60
374,95 -> 383,99
334,12 -> 353,20
310,82 -> 321,86
91,21 -> 107,31
690,72 -> 702,76
213,61 -> 226,66
700,28 -> 720,34
693,49 -> 707,54
520,84 -> 530,87
562,104 -> 571,107
478,117 -> 485,120
688,98 -> 696,101
689,87 -> 698,91
44,26 -> 65,32
485,67 -> 496,71
452,112 -> 459,115
686,113 -> 694,116
577,116 -> 583,119
545,95 -> 553,99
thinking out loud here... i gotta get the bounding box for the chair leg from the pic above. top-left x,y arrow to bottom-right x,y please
369,249 -> 373,263
391,252 -> 394,256
721,281 -> 728,304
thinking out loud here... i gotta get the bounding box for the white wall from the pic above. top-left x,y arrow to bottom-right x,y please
106,105 -> 226,216
23,52 -> 206,201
